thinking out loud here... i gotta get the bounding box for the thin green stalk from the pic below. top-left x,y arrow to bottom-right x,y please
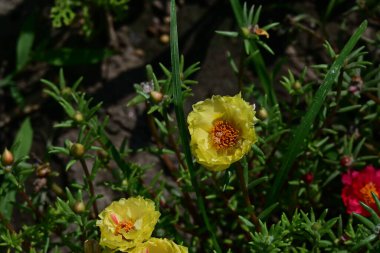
266,21 -> 368,206
80,159 -> 99,218
169,0 -> 222,252
236,164 -> 261,232
230,0 -> 278,107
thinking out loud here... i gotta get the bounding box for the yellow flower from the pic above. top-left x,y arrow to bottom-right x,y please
131,238 -> 188,253
187,94 -> 257,171
96,197 -> 160,252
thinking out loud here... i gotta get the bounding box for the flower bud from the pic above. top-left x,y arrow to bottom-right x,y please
159,34 -> 169,44
257,108 -> 268,120
61,87 -> 72,96
340,155 -> 353,167
73,111 -> 84,123
74,201 -> 86,213
70,143 -> 85,159
150,91 -> 164,103
1,148 -> 14,166
241,27 -> 250,37
303,172 -> 314,184
36,163 -> 52,177
293,81 -> 302,90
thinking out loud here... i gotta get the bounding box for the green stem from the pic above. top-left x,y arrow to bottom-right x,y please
236,163 -> 261,232
80,159 -> 99,218
170,1 -> 222,252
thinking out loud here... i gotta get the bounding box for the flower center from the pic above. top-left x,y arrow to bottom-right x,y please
211,120 -> 239,150
111,213 -> 135,235
360,182 -> 379,205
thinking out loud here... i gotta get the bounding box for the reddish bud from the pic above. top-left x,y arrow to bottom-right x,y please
303,172 -> 314,184
1,148 -> 14,166
340,155 -> 353,167
150,91 -> 164,103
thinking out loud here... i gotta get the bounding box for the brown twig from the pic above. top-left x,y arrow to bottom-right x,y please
19,189 -> 43,220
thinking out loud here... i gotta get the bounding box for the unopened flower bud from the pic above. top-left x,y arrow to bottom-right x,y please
159,34 -> 169,44
70,143 -> 85,159
241,27 -> 250,37
73,111 -> 84,123
293,81 -> 302,90
61,87 -> 72,96
257,108 -> 268,120
74,201 -> 86,213
1,148 -> 14,166
340,155 -> 353,167
303,172 -> 314,184
150,91 -> 163,103
36,163 -> 52,177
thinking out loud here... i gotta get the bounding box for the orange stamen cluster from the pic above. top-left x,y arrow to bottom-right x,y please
360,182 -> 379,205
211,120 -> 239,150
111,213 -> 135,235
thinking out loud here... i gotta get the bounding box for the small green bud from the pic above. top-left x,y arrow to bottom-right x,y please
73,201 -> 86,213
70,143 -> 85,159
1,148 -> 14,166
257,108 -> 268,120
241,27 -> 250,37
61,87 -> 72,96
73,111 -> 84,123
293,81 -> 302,90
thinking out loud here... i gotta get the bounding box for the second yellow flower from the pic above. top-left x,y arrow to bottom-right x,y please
187,94 -> 257,171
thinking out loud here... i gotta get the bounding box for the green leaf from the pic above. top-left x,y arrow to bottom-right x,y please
16,14 -> 36,71
12,118 -> 33,160
267,20 -> 368,206
34,48 -> 113,66
258,202 -> 279,221
215,31 -> 239,37
0,191 -> 16,220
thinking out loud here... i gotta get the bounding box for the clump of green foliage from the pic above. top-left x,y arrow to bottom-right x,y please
0,0 -> 380,252
51,0 -> 130,37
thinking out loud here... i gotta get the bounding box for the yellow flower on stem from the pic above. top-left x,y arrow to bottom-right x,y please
187,94 -> 257,171
131,238 -> 188,253
96,197 -> 160,252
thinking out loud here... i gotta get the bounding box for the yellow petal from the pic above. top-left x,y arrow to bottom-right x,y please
187,94 -> 257,171
96,197 -> 160,252
131,238 -> 188,253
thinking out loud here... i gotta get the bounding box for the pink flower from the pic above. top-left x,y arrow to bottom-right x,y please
341,165 -> 380,216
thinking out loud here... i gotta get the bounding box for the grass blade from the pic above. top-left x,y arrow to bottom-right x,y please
169,1 -> 222,252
